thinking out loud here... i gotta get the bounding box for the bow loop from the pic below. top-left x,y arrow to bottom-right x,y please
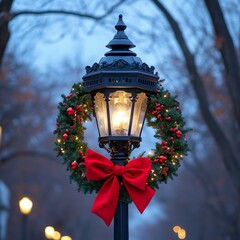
85,149 -> 155,226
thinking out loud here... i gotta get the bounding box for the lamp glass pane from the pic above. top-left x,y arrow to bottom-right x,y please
94,92 -> 108,137
131,92 -> 148,137
109,91 -> 132,136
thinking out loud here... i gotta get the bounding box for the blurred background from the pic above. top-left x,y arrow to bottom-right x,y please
0,0 -> 239,239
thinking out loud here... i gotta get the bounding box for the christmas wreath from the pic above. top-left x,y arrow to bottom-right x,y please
54,81 -> 190,202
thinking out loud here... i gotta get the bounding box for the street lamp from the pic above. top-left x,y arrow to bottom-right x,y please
61,236 -> 72,240
173,225 -> 186,239
19,197 -> 33,240
45,226 -> 55,239
83,14 -> 158,240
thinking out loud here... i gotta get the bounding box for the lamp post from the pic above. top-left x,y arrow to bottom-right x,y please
83,15 -> 158,240
19,197 -> 33,240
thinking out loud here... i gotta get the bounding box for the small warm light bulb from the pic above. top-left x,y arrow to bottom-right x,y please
148,151 -> 153,156
57,139 -> 61,143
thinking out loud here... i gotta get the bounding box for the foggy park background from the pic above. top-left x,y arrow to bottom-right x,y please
0,0 -> 239,239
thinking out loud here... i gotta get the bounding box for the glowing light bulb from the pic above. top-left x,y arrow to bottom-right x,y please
112,109 -> 129,134
109,91 -> 131,136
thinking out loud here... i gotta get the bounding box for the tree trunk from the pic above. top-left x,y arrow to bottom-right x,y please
0,0 -> 14,66
204,0 -> 240,125
151,0 -> 240,194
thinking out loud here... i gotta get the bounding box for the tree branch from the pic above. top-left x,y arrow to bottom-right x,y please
8,0 -> 126,21
9,10 -> 102,21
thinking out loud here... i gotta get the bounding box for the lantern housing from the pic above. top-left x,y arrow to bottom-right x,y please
83,15 -> 159,157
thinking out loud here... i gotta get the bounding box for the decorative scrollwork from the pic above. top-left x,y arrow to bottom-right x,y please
85,59 -> 158,76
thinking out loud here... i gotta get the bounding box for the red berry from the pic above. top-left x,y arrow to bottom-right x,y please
67,107 -> 75,115
63,133 -> 68,140
162,141 -> 168,146
162,167 -> 169,176
71,161 -> 78,169
176,130 -> 182,138
66,93 -> 73,99
152,110 -> 157,115
159,155 -> 167,163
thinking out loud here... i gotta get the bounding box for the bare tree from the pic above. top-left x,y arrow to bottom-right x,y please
204,0 -> 240,124
151,0 -> 240,194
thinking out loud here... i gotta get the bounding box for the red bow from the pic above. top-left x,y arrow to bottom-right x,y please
85,149 -> 155,226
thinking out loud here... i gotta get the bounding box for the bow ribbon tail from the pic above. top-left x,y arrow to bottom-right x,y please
91,176 -> 120,226
124,182 -> 155,213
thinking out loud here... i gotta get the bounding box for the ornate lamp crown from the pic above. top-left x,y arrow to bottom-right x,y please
83,14 -> 159,92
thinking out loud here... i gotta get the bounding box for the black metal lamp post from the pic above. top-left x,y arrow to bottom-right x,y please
83,14 -> 158,240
